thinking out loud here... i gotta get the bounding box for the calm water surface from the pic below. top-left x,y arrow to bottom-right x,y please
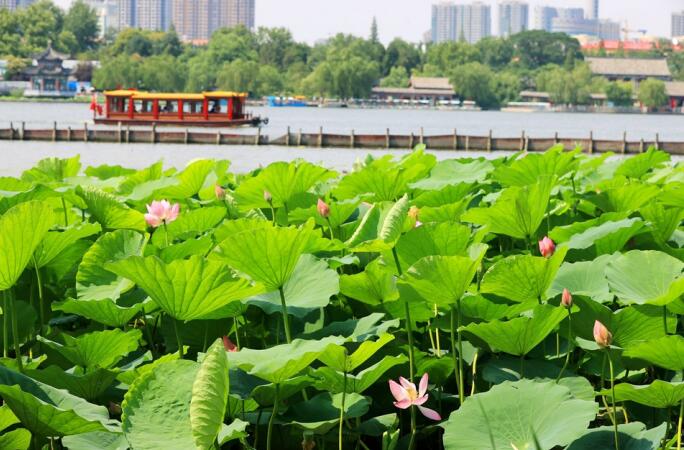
0,102 -> 682,174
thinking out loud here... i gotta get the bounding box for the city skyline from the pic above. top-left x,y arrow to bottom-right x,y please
46,0 -> 681,44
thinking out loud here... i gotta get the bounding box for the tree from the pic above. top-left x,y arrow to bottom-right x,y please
3,56 -> 28,80
511,30 -> 583,70
370,17 -> 379,44
535,63 -> 593,106
154,27 -> 183,57
0,9 -> 22,57
668,52 -> 684,81
216,59 -> 260,94
256,27 -> 297,69
380,66 -> 409,87
476,37 -> 514,69
92,54 -> 142,90
206,26 -> 258,66
17,0 -> 64,55
605,81 -> 633,107
64,0 -> 99,53
493,71 -> 521,105
426,42 -> 480,75
139,55 -> 187,91
449,62 -> 498,108
638,78 -> 668,109
383,38 -> 421,76
256,65 -> 284,96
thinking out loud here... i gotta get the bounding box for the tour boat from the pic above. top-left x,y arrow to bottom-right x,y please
92,90 -> 268,127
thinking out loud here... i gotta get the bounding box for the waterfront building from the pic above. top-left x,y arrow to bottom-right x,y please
23,44 -> 74,98
586,57 -> 672,88
673,11 -> 684,38
498,1 -> 528,37
430,2 -> 491,44
371,76 -> 457,104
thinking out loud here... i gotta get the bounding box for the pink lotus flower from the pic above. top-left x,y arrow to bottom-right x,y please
539,236 -> 555,258
408,206 -> 422,228
263,190 -> 273,203
215,185 -> 226,200
561,288 -> 573,308
317,198 -> 330,218
388,373 -> 441,421
144,200 -> 179,228
593,320 -> 612,348
222,336 -> 238,352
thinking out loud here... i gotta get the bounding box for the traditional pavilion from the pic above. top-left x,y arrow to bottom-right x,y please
23,43 -> 74,98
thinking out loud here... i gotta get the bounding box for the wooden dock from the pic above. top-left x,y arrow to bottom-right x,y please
0,122 -> 678,155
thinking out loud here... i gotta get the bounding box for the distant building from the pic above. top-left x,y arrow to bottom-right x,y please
534,6 -> 557,32
171,0 -> 255,41
549,8 -> 591,36
135,0 -> 170,31
585,0 -> 598,20
371,76 -> 457,103
598,20 -> 620,41
498,1 -> 528,37
582,40 -> 678,54
23,44 -> 74,98
673,11 -> 684,38
84,0 -> 121,37
224,0 -> 255,30
430,2 -> 491,44
535,0 -> 616,40
117,0 -> 136,28
0,0 -> 32,10
586,57 -> 672,87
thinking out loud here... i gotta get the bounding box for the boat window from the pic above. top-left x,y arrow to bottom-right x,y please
160,101 -> 177,113
184,101 -> 202,114
209,100 -> 224,114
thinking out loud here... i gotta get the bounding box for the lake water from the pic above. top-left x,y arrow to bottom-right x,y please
0,101 -> 682,174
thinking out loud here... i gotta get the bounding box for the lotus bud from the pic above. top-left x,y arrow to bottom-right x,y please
222,336 -> 238,352
108,402 -> 122,416
561,288 -> 573,308
538,236 -> 555,258
263,190 -> 272,203
593,320 -> 612,348
317,198 -> 330,218
214,184 -> 225,200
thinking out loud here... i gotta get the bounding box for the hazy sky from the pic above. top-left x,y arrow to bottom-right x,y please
52,0 -> 681,43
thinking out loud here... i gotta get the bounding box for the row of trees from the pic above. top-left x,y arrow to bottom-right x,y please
0,0 -> 675,108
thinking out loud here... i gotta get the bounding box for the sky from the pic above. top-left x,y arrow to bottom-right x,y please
52,0 -> 681,44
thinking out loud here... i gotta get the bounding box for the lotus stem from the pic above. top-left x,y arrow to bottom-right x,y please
61,196 -> 68,227
457,299 -> 465,402
163,222 -> 169,247
471,350 -> 479,396
33,257 -> 45,332
278,286 -> 292,344
608,351 -> 619,450
2,291 -> 8,358
392,247 -> 415,380
9,290 -> 22,372
664,306 -> 669,335
266,383 -> 280,450
173,318 -> 184,358
408,405 -> 417,450
556,312 -> 573,382
678,397 -> 683,450
233,316 -> 241,350
339,369 -> 347,450
326,217 -> 335,241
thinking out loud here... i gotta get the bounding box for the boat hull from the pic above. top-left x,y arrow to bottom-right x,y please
94,116 -> 267,128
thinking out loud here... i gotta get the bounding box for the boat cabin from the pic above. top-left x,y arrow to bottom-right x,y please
95,90 -> 264,127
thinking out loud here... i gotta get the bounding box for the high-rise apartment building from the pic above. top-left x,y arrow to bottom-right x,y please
0,0 -> 33,10
498,1 -> 528,37
585,0 -> 598,20
673,11 -> 684,38
223,0 -> 255,30
430,2 -> 491,44
135,0 -> 170,31
534,6 -> 557,32
117,0 -> 136,28
84,0 -> 121,36
171,0 -> 255,41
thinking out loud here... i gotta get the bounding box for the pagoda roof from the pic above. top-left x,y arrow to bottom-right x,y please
33,43 -> 70,62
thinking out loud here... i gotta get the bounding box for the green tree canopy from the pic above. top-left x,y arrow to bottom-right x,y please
64,0 -> 99,53
638,78 -> 668,109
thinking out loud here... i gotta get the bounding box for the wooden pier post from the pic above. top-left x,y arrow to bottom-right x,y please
216,130 -> 221,145
151,123 -> 156,144
52,122 -> 57,142
453,128 -> 458,151
286,126 -> 290,146
554,131 -> 559,145
117,122 -> 122,143
639,138 -> 644,153
520,131 -> 525,151
318,126 -> 323,147
184,129 -> 189,144
465,135 -> 470,152
9,122 -> 13,141
655,133 -> 660,150
83,123 -> 88,142
621,131 -> 626,154
385,128 -> 390,149
126,126 -> 130,143
67,126 -> 72,141
20,122 -> 24,141
419,127 -> 424,145
524,134 -> 530,152
409,133 -> 414,150
297,129 -> 302,146
487,130 -> 492,152
255,127 -> 262,146
350,129 -> 355,149
587,131 -> 593,154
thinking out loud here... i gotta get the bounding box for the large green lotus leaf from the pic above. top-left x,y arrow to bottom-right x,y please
616,148 -> 670,179
339,259 -> 398,306
227,337 -> 342,384
0,300 -> 37,349
38,329 -> 141,370
190,339 -> 229,450
409,159 -> 494,190
549,255 -> 612,303
21,155 -> 81,183
413,183 -> 473,208
557,218 -> 645,255
283,392 -> 370,435
393,222 -> 472,269
251,375 -> 314,406
641,203 -> 683,244
602,381 -> 684,408
623,335 -> 684,371
116,352 -> 180,386
248,254 -> 339,317
62,431 -> 128,450
158,159 -> 216,199
0,404 -> 19,432
31,223 -> 101,269
0,201 -> 55,290
76,229 -> 147,301
76,187 -> 145,231
117,161 -> 164,195
346,195 -> 409,252
492,146 -> 579,187
480,246 -> 568,303
214,221 -> 314,290
301,313 -> 399,342
611,304 -> 675,349
0,428 -> 30,450
52,298 -> 145,328
0,365 -> 114,437
401,245 -> 487,309
567,422 -> 666,450
85,163 -> 136,180
122,359 -> 199,450
217,419 -> 249,445
461,304 -> 567,356
590,182 -> 660,214
442,379 -> 597,450
150,206 -> 226,247
25,366 -> 118,402
318,333 -> 394,373
462,176 -> 553,240
158,236 -> 214,263
311,355 -> 407,394
106,255 -> 262,321
605,250 -> 684,305
289,197 -> 360,229
383,283 -> 435,323
418,200 -> 469,223
235,161 -> 336,209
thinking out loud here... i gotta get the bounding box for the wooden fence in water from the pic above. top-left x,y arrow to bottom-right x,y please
0,122 -> 679,155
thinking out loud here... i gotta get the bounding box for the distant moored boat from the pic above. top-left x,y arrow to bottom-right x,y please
92,90 -> 268,128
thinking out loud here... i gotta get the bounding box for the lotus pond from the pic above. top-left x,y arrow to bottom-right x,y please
0,146 -> 683,450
